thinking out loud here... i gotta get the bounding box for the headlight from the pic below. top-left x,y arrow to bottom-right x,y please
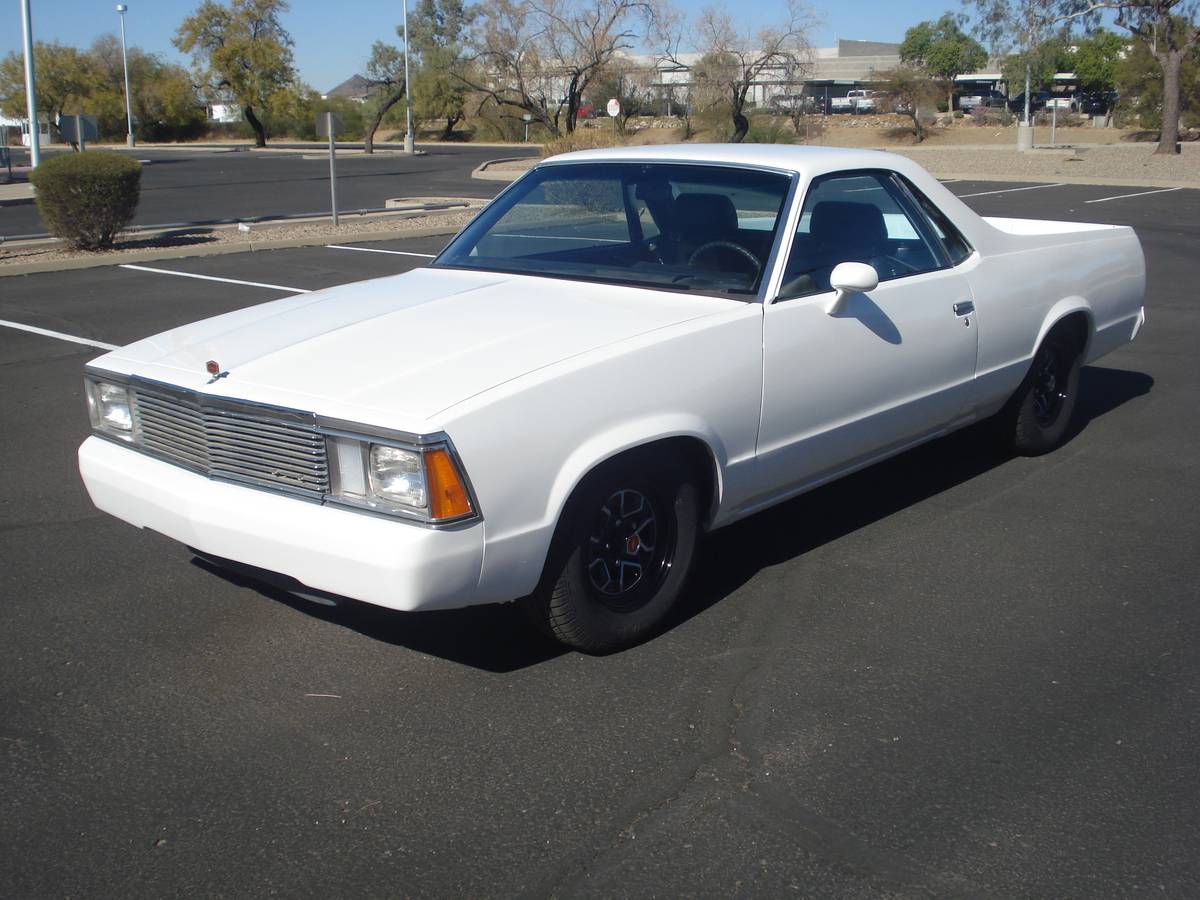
85,378 -> 135,442
369,445 -> 427,509
327,435 -> 476,524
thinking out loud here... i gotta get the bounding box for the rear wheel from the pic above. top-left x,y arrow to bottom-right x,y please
1003,329 -> 1083,455
525,453 -> 700,653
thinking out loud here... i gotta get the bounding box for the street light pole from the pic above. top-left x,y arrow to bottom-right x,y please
117,5 -> 135,147
19,0 -> 41,168
402,0 -> 414,154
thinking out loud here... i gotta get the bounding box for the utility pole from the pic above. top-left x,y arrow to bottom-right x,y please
20,0 -> 41,168
402,0 -> 414,154
117,5 -> 135,147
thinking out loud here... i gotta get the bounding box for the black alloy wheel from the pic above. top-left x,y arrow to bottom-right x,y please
1005,328 -> 1084,456
523,452 -> 700,654
585,487 -> 676,613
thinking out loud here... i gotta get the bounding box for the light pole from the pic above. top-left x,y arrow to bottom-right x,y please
19,0 -> 40,168
401,0 -> 414,154
116,4 -> 135,146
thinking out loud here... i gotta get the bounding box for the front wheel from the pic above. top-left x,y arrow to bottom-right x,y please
525,454 -> 700,653
1003,329 -> 1083,455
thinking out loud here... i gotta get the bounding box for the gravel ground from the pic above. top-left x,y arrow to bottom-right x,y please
0,208 -> 480,269
881,142 -> 1200,184
502,138 -> 1197,186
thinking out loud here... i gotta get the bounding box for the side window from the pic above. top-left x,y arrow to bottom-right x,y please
779,172 -> 943,300
899,176 -> 974,266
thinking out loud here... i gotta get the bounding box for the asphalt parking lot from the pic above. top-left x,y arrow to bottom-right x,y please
0,143 -> 536,238
1,179 -> 1198,897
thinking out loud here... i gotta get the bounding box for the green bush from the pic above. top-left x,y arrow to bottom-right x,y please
29,151 -> 141,250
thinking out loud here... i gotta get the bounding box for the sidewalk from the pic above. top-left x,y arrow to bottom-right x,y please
0,180 -> 33,205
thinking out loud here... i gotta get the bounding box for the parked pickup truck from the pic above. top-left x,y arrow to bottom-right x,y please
830,89 -> 877,114
79,145 -> 1147,653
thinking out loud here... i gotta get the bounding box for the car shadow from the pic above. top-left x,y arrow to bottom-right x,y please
197,365 -> 1151,672
663,365 -> 1153,634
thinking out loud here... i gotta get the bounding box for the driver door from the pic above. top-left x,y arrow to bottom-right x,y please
754,170 -> 979,498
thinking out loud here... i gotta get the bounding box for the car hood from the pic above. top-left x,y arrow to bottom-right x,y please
102,267 -> 737,424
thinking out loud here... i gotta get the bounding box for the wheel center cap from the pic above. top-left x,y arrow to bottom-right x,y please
625,534 -> 641,554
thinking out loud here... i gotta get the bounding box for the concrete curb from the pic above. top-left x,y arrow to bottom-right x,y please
0,221 -> 463,278
472,157 -> 539,181
931,172 -> 1200,189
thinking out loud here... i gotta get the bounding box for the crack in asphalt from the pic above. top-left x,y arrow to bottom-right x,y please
531,555 -> 997,899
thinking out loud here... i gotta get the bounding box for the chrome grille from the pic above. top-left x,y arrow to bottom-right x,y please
130,382 -> 329,497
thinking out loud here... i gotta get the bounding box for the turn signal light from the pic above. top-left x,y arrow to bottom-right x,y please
426,447 -> 473,520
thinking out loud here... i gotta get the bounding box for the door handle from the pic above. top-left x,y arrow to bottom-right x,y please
953,301 -> 975,317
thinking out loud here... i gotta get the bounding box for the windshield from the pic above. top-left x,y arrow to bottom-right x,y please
433,162 -> 793,297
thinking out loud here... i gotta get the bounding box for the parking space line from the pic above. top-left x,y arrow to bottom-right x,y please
955,183 -> 1065,198
326,244 -> 437,258
0,319 -> 118,351
1085,187 -> 1184,204
118,264 -> 312,293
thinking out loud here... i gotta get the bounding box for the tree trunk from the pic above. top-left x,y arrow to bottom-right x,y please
948,84 -> 955,121
363,83 -> 406,154
1154,49 -> 1184,155
244,105 -> 267,148
441,114 -> 461,141
730,109 -> 749,143
910,107 -> 924,143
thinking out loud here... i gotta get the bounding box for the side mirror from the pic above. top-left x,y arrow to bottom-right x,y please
826,262 -> 879,315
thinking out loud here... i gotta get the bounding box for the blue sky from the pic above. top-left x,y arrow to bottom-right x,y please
4,0 -> 968,93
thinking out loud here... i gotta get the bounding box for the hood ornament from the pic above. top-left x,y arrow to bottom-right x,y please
205,360 -> 229,384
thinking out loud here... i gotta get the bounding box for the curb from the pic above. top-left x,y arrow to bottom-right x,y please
931,171 -> 1200,189
472,156 -> 539,181
0,221 -> 464,277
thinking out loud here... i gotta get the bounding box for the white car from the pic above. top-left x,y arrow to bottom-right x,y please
79,145 -> 1146,652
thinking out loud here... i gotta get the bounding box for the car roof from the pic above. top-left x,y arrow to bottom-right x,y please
540,143 -> 918,179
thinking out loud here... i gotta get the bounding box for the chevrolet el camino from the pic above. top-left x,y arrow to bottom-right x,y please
79,145 -> 1147,652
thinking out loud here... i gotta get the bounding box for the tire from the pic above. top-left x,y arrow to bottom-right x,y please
524,452 -> 700,654
1003,329 -> 1083,456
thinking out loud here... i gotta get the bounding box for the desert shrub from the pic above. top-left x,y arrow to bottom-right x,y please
744,114 -> 796,144
1034,108 -> 1087,127
29,151 -> 141,250
953,109 -> 965,119
541,127 -> 626,158
968,107 -> 1015,126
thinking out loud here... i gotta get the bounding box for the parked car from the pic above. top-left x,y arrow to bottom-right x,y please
770,93 -> 819,115
957,89 -> 1006,111
830,89 -> 877,114
78,145 -> 1147,652
1008,90 -> 1050,114
1075,91 -> 1118,115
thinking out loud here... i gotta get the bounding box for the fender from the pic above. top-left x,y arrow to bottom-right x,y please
545,414 -> 728,532
1033,297 -> 1094,360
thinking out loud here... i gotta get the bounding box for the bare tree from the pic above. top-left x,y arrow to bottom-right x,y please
536,0 -> 655,132
685,0 -> 815,142
459,0 -> 654,135
459,0 -> 566,135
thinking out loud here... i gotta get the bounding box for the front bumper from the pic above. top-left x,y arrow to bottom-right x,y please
78,436 -> 487,612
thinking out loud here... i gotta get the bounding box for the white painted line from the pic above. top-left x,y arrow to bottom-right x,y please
956,183 -> 1066,198
0,318 -> 118,351
118,263 -> 311,293
1084,186 -> 1183,204
326,244 -> 436,258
